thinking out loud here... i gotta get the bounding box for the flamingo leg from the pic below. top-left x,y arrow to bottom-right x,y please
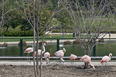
56,57 -> 59,63
105,62 -> 107,70
71,60 -> 73,65
73,60 -> 75,65
29,53 -> 31,63
101,63 -> 104,69
60,58 -> 64,63
27,53 -> 31,63
46,58 -> 50,65
71,60 -> 74,65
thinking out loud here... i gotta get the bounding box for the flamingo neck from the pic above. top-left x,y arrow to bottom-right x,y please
89,63 -> 95,70
42,44 -> 45,53
63,48 -> 66,53
109,55 -> 112,59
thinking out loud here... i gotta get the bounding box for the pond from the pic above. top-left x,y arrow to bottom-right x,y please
0,41 -> 116,56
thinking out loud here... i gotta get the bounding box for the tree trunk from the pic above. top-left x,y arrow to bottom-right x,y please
84,49 -> 88,69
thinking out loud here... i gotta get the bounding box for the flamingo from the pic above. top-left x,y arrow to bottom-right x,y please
44,52 -> 50,64
101,53 -> 112,66
32,43 -> 46,57
69,54 -> 77,64
24,47 -> 33,54
79,55 -> 95,70
54,48 -> 66,63
24,47 -> 33,62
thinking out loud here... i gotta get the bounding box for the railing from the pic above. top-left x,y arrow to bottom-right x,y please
0,37 -> 116,56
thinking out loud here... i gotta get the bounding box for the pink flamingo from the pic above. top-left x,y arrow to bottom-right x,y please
79,55 -> 95,70
101,53 -> 112,66
69,54 -> 77,64
54,48 -> 66,63
24,47 -> 33,62
24,47 -> 33,54
44,52 -> 50,64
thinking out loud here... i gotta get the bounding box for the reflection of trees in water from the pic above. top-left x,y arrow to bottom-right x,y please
0,46 -> 20,56
75,44 -> 84,56
1,42 -> 116,56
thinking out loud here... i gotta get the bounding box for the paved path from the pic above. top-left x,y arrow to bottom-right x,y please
0,60 -> 116,66
0,33 -> 116,45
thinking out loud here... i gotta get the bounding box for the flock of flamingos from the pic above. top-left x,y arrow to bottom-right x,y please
24,43 -> 112,70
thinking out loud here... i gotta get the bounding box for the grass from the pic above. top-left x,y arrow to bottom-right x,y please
0,34 -> 75,42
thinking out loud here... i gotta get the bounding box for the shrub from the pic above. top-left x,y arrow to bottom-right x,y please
64,41 -> 71,45
0,42 -> 8,47
3,30 -> 33,36
73,39 -> 80,44
99,38 -> 104,42
18,41 -> 27,47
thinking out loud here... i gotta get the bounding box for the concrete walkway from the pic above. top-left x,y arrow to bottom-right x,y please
0,60 -> 116,66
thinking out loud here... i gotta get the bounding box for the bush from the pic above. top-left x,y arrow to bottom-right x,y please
18,41 -> 27,47
2,30 -> 44,36
3,30 -> 33,36
0,42 -> 8,47
64,41 -> 71,45
99,38 -> 104,42
73,39 -> 80,44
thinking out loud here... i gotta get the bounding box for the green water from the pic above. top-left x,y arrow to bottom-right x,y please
0,42 -> 116,56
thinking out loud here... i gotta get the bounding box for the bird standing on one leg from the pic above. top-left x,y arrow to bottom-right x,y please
79,55 -> 95,70
101,53 -> 112,69
44,52 -> 50,64
69,54 -> 77,64
54,48 -> 66,63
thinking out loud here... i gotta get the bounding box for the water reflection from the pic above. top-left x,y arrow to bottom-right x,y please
0,42 -> 116,56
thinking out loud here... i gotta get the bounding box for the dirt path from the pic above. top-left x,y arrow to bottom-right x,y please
0,64 -> 116,77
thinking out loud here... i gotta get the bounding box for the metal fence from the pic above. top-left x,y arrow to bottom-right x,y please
0,38 -> 116,56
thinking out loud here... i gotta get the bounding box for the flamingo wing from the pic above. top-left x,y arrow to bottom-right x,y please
54,51 -> 64,57
101,56 -> 110,63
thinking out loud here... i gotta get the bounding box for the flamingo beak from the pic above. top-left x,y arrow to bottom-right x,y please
48,54 -> 50,57
23,51 -> 25,54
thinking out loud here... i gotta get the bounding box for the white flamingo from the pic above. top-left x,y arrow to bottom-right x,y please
101,53 -> 112,66
44,52 -> 50,64
32,43 -> 46,56
79,55 -> 95,70
54,48 -> 66,63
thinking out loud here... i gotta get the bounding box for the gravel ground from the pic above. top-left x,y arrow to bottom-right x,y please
0,63 -> 116,77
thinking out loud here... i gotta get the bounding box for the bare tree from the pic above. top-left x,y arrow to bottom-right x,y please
61,0 -> 115,68
16,0 -> 61,77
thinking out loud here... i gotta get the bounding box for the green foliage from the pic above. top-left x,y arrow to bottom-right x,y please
3,30 -> 33,36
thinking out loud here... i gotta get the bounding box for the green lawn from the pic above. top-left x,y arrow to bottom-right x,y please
0,34 -> 75,42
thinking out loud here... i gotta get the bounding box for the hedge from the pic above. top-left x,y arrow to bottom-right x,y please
1,30 -> 33,36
